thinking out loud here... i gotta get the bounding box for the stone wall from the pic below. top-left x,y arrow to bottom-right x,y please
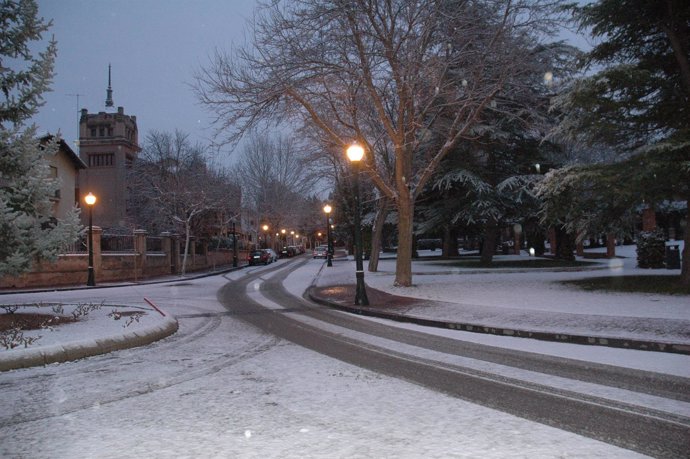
0,230 -> 247,290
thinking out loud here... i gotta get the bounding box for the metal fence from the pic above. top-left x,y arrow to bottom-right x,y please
62,235 -> 87,253
101,234 -> 135,252
146,236 -> 164,253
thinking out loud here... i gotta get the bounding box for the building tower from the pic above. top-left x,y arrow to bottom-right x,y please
78,66 -> 140,229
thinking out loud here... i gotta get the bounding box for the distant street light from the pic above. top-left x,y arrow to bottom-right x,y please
84,192 -> 97,287
324,204 -> 333,267
262,224 -> 269,249
346,143 -> 369,306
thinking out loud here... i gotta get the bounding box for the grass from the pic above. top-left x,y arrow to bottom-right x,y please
425,257 -> 595,269
563,276 -> 690,295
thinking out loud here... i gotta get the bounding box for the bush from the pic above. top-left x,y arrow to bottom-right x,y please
637,231 -> 665,269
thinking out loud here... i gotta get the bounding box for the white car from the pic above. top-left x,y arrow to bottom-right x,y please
313,246 -> 329,259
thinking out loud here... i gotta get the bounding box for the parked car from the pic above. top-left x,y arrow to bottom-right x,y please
313,245 -> 328,259
247,250 -> 271,265
288,245 -> 303,255
264,248 -> 278,263
280,246 -> 296,258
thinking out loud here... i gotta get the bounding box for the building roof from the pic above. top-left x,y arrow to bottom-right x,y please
40,134 -> 87,170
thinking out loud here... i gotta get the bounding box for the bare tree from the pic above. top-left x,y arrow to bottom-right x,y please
129,130 -> 238,275
195,0 -> 564,286
232,132 -> 320,232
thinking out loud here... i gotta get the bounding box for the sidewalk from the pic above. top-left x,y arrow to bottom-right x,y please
308,246 -> 690,355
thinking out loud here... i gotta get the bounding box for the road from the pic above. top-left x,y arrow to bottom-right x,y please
0,257 -> 688,458
221,258 -> 690,459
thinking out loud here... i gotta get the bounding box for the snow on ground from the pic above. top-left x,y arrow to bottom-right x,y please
307,245 -> 690,377
0,302 -> 163,353
0,251 -> 687,458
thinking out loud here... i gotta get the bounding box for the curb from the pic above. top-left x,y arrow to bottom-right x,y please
306,287 -> 690,356
0,315 -> 179,372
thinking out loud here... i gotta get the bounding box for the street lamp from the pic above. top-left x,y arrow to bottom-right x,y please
232,221 -> 238,267
346,143 -> 369,306
324,204 -> 333,267
84,192 -> 97,286
262,224 -> 269,249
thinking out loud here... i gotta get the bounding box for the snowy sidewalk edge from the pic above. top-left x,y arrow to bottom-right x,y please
0,314 -> 179,372
306,287 -> 690,356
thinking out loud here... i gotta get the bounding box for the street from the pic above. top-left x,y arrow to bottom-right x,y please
0,258 -> 687,458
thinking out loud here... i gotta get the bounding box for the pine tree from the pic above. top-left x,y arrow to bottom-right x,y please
550,0 -> 690,284
0,0 -> 81,276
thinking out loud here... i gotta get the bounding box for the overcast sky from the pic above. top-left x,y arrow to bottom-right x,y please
32,0 -> 258,163
31,0 -> 591,167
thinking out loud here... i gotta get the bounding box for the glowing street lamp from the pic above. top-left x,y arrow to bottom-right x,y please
324,204 -> 333,267
346,143 -> 369,306
262,224 -> 269,249
84,192 -> 97,286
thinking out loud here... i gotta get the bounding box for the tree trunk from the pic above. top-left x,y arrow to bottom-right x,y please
368,197 -> 389,272
480,219 -> 498,265
395,194 -> 414,287
441,225 -> 452,258
181,221 -> 191,276
681,197 -> 689,286
554,225 -> 576,261
606,233 -> 616,258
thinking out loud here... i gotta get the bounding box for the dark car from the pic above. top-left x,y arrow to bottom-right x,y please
280,246 -> 296,258
247,250 -> 271,265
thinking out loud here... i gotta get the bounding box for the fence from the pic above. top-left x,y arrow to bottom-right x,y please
102,233 -> 135,252
63,235 -> 87,254
146,236 -> 164,253
0,228 -> 249,289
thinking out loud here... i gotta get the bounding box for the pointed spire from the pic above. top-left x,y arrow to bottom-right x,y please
105,64 -> 114,108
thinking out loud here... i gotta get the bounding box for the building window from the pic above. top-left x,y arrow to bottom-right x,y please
108,127 -> 113,136
99,127 -> 105,136
91,128 -> 97,137
88,153 -> 114,167
50,166 -> 60,198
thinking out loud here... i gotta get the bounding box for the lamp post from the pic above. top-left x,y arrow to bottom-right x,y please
346,143 -> 369,306
84,192 -> 97,286
324,204 -> 333,267
262,224 -> 269,249
232,221 -> 238,267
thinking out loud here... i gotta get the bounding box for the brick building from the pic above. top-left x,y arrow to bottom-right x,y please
78,67 -> 140,229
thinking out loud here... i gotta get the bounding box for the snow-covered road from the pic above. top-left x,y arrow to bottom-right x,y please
0,257 -> 686,458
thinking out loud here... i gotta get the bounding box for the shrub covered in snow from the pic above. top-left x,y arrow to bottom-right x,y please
636,231 -> 665,269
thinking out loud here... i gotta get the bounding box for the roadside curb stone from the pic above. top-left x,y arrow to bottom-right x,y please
0,315 -> 178,372
307,285 -> 690,356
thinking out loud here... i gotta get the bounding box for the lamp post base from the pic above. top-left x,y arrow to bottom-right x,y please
87,267 -> 95,287
354,270 -> 369,306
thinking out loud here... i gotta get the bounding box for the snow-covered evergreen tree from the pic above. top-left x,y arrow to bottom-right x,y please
547,0 -> 690,284
0,0 -> 81,276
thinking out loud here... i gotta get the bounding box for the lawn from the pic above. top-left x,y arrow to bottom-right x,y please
563,276 -> 690,295
424,257 -> 596,269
